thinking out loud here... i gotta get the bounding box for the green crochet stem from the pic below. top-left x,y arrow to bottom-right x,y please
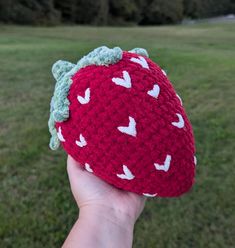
129,48 -> 149,58
48,46 -> 149,150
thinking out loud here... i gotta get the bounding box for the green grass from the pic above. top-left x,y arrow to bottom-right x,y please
0,23 -> 235,247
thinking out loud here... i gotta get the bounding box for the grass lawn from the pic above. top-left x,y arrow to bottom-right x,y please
0,23 -> 234,247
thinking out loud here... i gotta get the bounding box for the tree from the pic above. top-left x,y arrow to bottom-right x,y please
75,0 -> 109,25
183,0 -> 233,18
139,0 -> 184,25
229,0 -> 235,13
0,0 -> 59,25
54,0 -> 109,25
108,0 -> 141,25
54,0 -> 77,22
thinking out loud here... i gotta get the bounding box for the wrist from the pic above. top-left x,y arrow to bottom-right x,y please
78,205 -> 134,248
79,204 -> 135,231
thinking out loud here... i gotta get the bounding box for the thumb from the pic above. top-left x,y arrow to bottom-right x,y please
67,155 -> 84,187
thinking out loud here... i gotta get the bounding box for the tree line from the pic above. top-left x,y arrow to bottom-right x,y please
0,0 -> 234,25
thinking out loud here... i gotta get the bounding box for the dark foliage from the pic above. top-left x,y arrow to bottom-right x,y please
0,0 -> 234,25
183,0 -> 234,18
139,0 -> 184,25
0,0 -> 60,25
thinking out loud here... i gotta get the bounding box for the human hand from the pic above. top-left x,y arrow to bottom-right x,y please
67,155 -> 146,226
64,155 -> 146,247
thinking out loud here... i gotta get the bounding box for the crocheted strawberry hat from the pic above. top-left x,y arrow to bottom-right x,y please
48,46 -> 196,198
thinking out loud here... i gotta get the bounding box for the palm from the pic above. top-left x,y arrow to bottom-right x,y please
67,155 -> 146,221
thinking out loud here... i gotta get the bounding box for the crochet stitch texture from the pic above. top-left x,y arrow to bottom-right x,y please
48,46 -> 196,197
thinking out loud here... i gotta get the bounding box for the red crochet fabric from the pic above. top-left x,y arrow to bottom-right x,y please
55,51 -> 196,197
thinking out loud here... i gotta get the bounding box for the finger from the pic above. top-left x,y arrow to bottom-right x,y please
67,155 -> 85,184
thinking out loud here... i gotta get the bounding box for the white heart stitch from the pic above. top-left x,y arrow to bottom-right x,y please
75,134 -> 87,147
77,88 -> 90,104
194,156 -> 197,166
117,165 -> 135,180
147,84 -> 160,99
117,116 -> 137,137
161,69 -> 167,76
176,94 -> 183,105
143,193 -> 158,197
85,163 -> 93,173
112,71 -> 131,88
130,56 -> 149,69
57,127 -> 65,142
171,113 -> 185,128
154,155 -> 172,172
